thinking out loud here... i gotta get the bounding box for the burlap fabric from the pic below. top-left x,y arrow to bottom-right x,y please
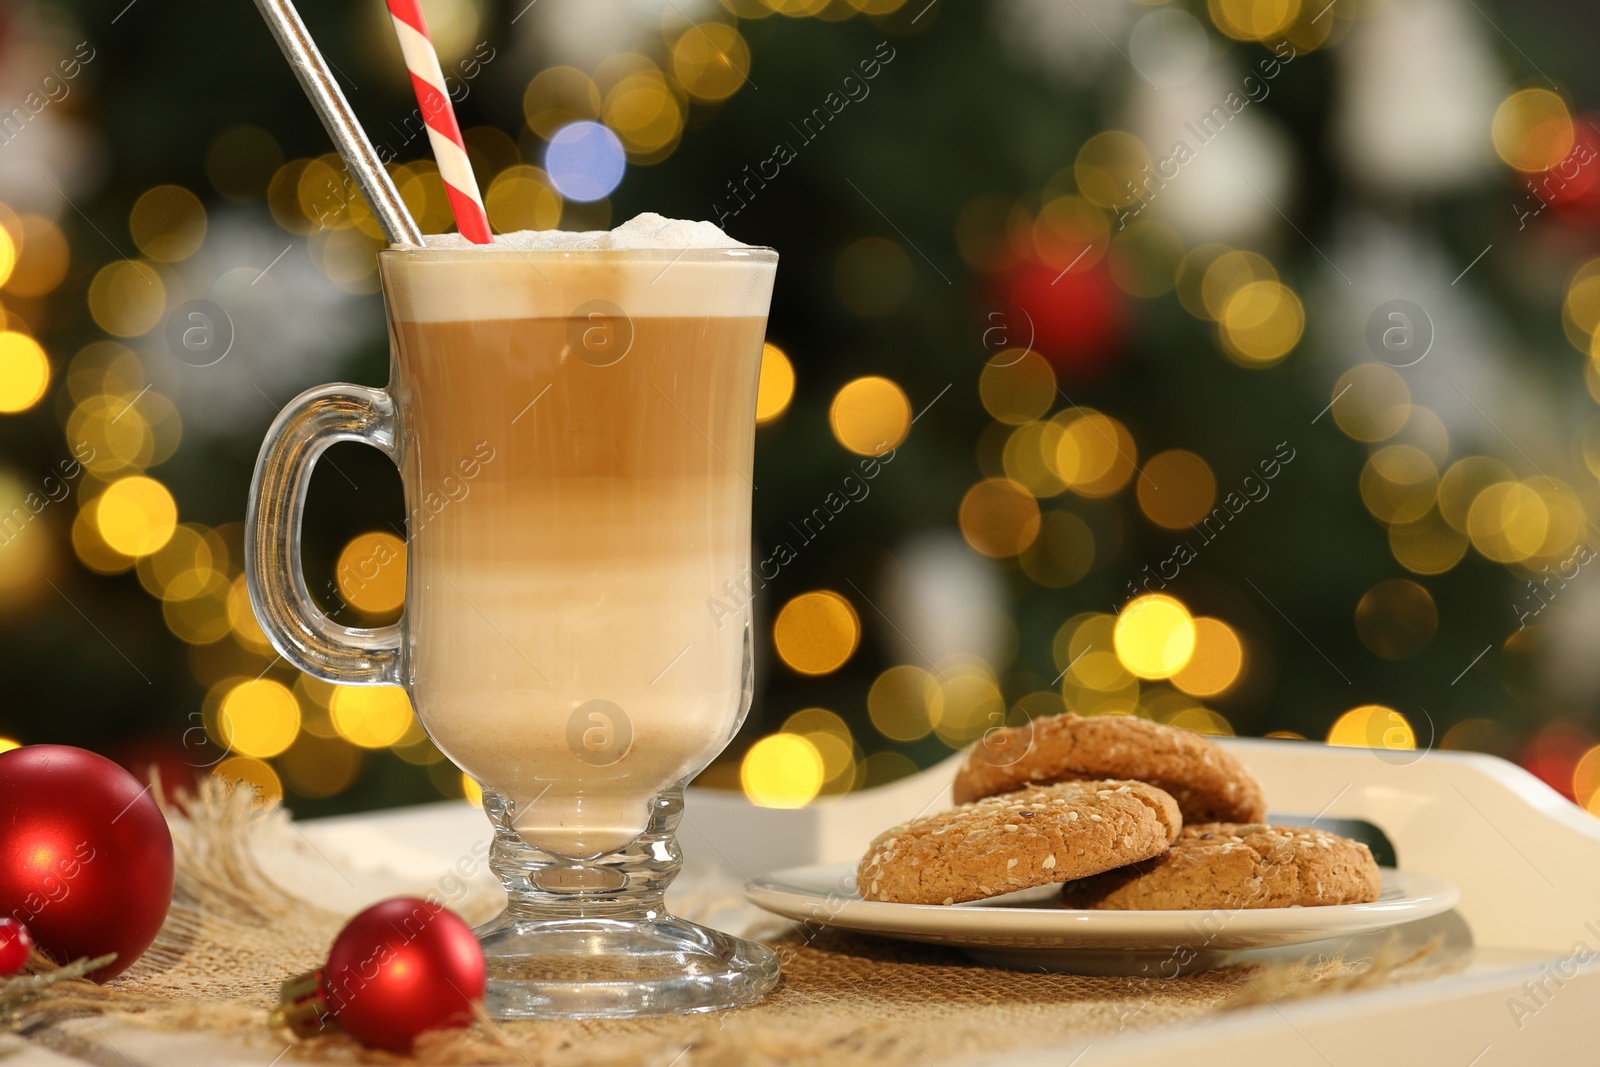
7,783 -> 1433,1066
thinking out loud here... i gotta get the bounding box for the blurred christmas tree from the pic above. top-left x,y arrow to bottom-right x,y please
2,0 -> 1599,816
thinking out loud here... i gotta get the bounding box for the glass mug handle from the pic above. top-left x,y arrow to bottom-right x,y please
245,383 -> 403,686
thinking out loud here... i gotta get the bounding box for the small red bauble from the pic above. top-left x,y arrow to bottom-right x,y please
0,917 -> 32,975
0,745 -> 175,981
321,897 -> 485,1052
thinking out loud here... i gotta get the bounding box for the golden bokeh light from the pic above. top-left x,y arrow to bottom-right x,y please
773,591 -> 860,675
213,756 -> 283,804
130,185 -> 207,262
0,737 -> 18,754
1330,364 -> 1410,442
1359,445 -> 1439,525
0,332 -> 49,413
335,531 -> 407,615
1053,411 -> 1137,497
1137,450 -> 1217,529
134,523 -> 217,602
829,375 -> 911,455
1074,131 -> 1151,210
959,477 -> 1042,557
72,499 -> 135,576
755,342 -> 795,423
1392,405 -> 1450,466
87,261 -> 166,337
267,160 -> 313,234
1209,0 -> 1301,42
227,573 -> 274,654
1032,195 -> 1109,273
4,215 -> 70,297
1219,281 -> 1303,366
1492,88 -> 1573,173
1526,477 -> 1586,560
523,66 -> 602,140
95,476 -> 177,557
741,733 -> 824,808
1572,745 -> 1600,811
164,571 -> 236,644
1467,481 -> 1549,563
279,733 -> 362,799
311,226 -> 384,295
1355,579 -> 1437,660
1063,673 -> 1140,717
604,67 -> 684,162
843,0 -> 909,12
1201,250 -> 1278,321
868,665 -> 942,741
1582,417 -> 1600,481
330,685 -> 415,749
670,22 -> 751,102
932,665 -> 1005,748
1327,705 -> 1416,750
485,165 -> 563,233
1003,421 -> 1067,497
68,340 -> 143,402
1438,457 -> 1514,532
1167,707 -> 1234,737
979,349 -> 1055,425
66,389 -> 182,475
1389,507 -> 1469,575
298,155 -> 356,231
1175,244 -> 1229,319
1170,617 -> 1244,698
1569,268 -> 1600,352
782,709 -> 855,793
1019,509 -> 1095,587
1114,595 -> 1196,680
0,226 -> 13,289
393,161 -> 458,236
220,679 -> 301,759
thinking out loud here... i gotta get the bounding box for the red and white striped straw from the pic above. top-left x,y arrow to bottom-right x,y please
384,0 -> 492,244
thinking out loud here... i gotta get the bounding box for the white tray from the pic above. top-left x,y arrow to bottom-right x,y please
677,739 -> 1600,1066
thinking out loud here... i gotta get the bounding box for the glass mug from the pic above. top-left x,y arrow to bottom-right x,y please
246,244 -> 780,1017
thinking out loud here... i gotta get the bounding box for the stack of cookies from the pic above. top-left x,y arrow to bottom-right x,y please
856,712 -> 1381,911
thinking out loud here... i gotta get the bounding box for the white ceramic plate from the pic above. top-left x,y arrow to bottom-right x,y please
745,863 -> 1461,974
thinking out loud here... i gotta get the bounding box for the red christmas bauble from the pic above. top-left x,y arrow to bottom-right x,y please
0,746 -> 175,981
1001,258 -> 1124,382
323,897 -> 485,1052
0,917 -> 31,975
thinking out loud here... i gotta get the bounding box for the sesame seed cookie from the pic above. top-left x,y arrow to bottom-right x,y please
857,779 -> 1182,906
952,712 -> 1268,824
1059,823 -> 1382,910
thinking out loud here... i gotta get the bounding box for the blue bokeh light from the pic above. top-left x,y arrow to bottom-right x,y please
544,121 -> 627,203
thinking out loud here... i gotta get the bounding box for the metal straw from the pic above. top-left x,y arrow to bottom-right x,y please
249,0 -> 425,247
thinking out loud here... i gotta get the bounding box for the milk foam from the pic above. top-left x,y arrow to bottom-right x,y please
385,213 -> 773,322
419,212 -> 746,252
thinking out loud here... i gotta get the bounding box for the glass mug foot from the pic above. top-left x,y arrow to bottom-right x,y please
475,788 -> 780,1018
478,914 -> 780,1019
